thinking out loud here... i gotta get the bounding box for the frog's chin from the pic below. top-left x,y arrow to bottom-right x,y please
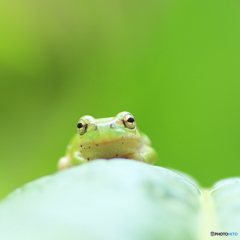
81,138 -> 141,160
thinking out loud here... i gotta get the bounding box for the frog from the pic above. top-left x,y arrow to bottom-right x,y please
58,111 -> 158,170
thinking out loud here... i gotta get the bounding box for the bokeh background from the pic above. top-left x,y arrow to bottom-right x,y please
1,0 -> 240,199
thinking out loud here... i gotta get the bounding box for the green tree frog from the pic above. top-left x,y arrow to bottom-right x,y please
58,111 -> 157,170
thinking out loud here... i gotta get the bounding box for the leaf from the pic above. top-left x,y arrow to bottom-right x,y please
0,160 -> 239,240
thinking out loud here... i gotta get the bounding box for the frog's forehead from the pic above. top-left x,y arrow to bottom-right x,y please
94,117 -> 115,124
80,111 -> 132,124
80,116 -> 114,124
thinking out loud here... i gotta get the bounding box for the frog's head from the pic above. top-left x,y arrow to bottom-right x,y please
76,111 -> 141,160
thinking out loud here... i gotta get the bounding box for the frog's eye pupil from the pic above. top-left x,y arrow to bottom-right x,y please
77,122 -> 83,128
127,117 -> 134,123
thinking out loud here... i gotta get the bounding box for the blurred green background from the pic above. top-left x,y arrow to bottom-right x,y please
1,0 -> 240,199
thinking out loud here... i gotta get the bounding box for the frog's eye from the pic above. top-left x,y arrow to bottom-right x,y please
123,114 -> 136,129
77,120 -> 87,135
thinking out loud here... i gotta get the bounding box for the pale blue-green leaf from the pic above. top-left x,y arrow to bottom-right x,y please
0,159 -> 239,240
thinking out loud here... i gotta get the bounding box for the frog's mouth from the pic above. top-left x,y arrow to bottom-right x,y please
95,136 -> 137,145
82,134 -> 140,147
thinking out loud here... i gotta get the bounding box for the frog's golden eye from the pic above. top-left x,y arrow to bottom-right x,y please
77,119 -> 87,135
123,114 -> 136,129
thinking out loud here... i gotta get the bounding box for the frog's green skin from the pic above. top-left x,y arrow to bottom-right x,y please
58,111 -> 157,170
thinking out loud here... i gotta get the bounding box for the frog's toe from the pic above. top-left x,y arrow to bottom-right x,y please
58,156 -> 71,170
124,153 -> 144,162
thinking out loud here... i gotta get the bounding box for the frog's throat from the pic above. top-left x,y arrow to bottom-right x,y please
79,138 -> 141,160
